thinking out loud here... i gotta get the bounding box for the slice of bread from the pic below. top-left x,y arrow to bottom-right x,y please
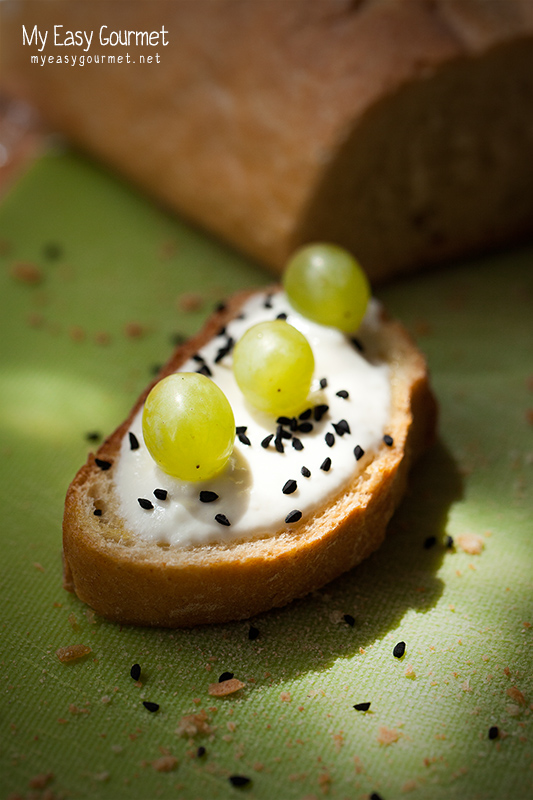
63,289 -> 437,627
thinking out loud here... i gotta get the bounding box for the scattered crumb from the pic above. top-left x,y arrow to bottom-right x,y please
124,322 -> 147,339
377,726 -> 401,745
208,678 -> 245,697
152,755 -> 178,772
29,772 -> 54,789
11,261 -> 43,284
68,613 -> 79,630
253,762 -> 264,772
176,711 -> 213,737
507,687 -> 526,705
456,534 -> 484,555
69,704 -> 89,715
402,779 -> 418,792
94,331 -> 111,346
405,664 -> 416,679
177,291 -> 204,313
33,562 -> 45,572
56,644 -> 92,663
504,666 -> 511,677
69,325 -> 86,342
353,756 -> 364,774
280,692 -> 292,703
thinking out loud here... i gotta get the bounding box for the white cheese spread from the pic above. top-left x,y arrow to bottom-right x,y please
113,290 -> 391,547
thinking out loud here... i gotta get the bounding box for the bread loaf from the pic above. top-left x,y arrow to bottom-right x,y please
3,0 -> 533,280
62,286 -> 437,627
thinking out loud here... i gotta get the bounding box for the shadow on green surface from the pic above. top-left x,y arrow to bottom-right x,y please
116,437 -> 462,684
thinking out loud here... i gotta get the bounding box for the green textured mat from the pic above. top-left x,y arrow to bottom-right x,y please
1,150 -> 532,800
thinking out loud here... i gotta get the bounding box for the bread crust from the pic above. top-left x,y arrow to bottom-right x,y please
4,0 -> 533,280
63,289 -> 437,627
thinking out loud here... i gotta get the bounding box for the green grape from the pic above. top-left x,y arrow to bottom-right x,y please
142,373 -> 235,481
233,320 -> 314,416
283,243 -> 370,332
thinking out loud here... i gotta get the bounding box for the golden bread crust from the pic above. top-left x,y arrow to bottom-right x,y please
63,289 -> 437,627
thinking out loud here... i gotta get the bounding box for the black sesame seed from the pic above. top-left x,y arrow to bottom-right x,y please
229,775 -> 251,788
192,353 -> 205,363
351,337 -> 364,352
276,312 -> 287,320
138,498 -> 154,510
353,701 -> 371,712
153,488 -> 168,501
319,377 -> 328,389
261,434 -> 274,448
274,436 -> 285,453
285,509 -> 302,524
314,404 -> 329,421
298,422 -> 313,434
142,701 -> 159,713
325,432 -> 335,447
43,241 -> 63,260
370,794 -> 383,800
383,434 -> 394,446
336,390 -> 349,399
424,536 -> 437,549
301,466 -> 311,478
150,363 -> 163,375
446,535 -> 454,548
93,509 -> 102,517
214,337 -> 235,363
196,363 -> 212,378
170,331 -> 187,346
276,416 -> 292,426
219,671 -> 234,682
200,490 -> 219,503
353,445 -> 365,461
393,641 -> 406,659
292,437 -> 304,451
85,431 -> 101,442
277,425 -> 292,440
488,726 -> 499,740
95,458 -> 112,471
238,433 -> 251,446
197,746 -> 206,757
248,626 -> 260,641
282,479 -> 297,495
129,431 -> 140,450
263,294 -> 273,309
320,457 -> 332,472
289,416 -> 298,431
130,663 -> 141,681
333,419 -> 350,436
343,614 -> 355,627
215,513 -> 230,526
214,301 -> 227,313
299,408 -> 312,420
236,426 -> 247,435
217,326 -> 227,337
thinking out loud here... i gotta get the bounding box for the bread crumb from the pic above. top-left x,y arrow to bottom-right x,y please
69,325 -> 86,342
176,711 -> 212,737
253,762 -> 264,772
507,686 -> 526,705
11,261 -> 43,284
208,678 -> 244,697
69,704 -> 89,715
177,292 -> 204,312
456,534 -> 484,555
405,664 -> 416,679
402,779 -> 418,792
124,322 -> 147,339
33,562 -> 45,572
29,772 -> 54,789
377,726 -> 401,745
68,613 -> 79,630
152,755 -> 178,772
280,691 -> 292,703
56,644 -> 92,663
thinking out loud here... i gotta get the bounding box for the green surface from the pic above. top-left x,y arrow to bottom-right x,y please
1,150 -> 532,800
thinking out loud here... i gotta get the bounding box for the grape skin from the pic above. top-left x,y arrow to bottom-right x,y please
283,243 -> 370,332
142,373 -> 235,481
232,320 -> 315,416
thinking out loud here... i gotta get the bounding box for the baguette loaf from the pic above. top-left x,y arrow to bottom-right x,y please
4,0 -> 533,280
63,288 -> 437,627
